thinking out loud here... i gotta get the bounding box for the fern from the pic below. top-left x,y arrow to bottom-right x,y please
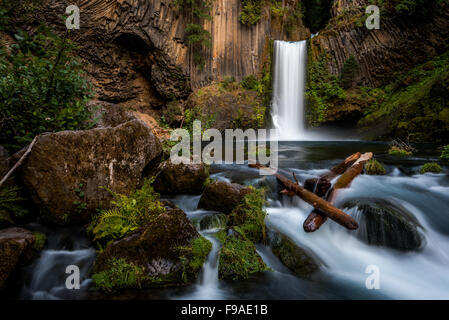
0,186 -> 28,219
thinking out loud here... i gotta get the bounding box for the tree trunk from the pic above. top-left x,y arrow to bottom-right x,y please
249,163 -> 359,230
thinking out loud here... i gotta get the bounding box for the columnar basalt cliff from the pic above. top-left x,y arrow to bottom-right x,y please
27,0 -> 309,112
310,0 -> 449,87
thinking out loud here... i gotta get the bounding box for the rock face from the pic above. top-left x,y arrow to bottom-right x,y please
94,208 -> 211,286
270,231 -> 318,277
20,120 -> 162,225
153,158 -> 209,195
0,228 -> 37,290
310,1 -> 449,88
198,181 -> 252,214
343,199 -> 425,251
29,0 -> 308,113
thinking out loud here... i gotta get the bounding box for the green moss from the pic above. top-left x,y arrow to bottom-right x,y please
228,188 -> 267,243
441,145 -> 449,161
218,236 -> 268,280
33,232 -> 47,251
87,178 -> 166,247
92,258 -> 146,293
420,163 -> 443,174
240,0 -> 263,25
365,159 -> 387,175
188,236 -> 212,272
388,146 -> 412,157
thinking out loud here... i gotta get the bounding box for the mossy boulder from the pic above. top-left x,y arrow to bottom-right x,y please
153,158 -> 209,195
218,230 -> 268,281
92,207 -> 211,292
365,159 -> 387,175
269,232 -> 318,278
388,146 -> 412,157
420,162 -> 442,174
20,119 -> 162,226
198,181 -> 253,214
0,227 -> 43,290
343,199 -> 424,251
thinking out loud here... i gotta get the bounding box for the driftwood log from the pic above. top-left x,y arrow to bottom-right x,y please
249,163 -> 359,230
303,153 -> 361,232
304,152 -> 373,232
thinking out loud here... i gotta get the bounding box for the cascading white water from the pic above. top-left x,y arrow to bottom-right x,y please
271,40 -> 308,141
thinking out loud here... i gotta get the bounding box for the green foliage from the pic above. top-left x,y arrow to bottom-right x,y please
240,0 -> 263,25
186,236 -> 212,272
183,105 -> 216,134
33,232 -> 47,251
161,100 -> 183,128
228,188 -> 267,243
218,235 -> 268,280
306,52 -> 346,126
0,24 -> 94,152
374,0 -> 448,18
241,75 -> 259,90
420,162 -> 443,174
340,56 -> 359,89
0,186 -> 28,220
221,76 -> 237,90
388,146 -> 412,157
359,51 -> 449,143
365,159 -> 387,175
441,145 -> 449,161
87,178 -> 165,247
175,0 -> 213,20
92,258 -> 146,293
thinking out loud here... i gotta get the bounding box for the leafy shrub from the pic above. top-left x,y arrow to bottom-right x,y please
441,145 -> 449,161
221,76 -> 237,90
420,162 -> 443,174
241,75 -> 259,90
0,186 -> 29,221
0,25 -> 93,152
388,146 -> 412,157
240,0 -> 263,25
365,159 -> 387,175
87,178 -> 165,247
33,232 -> 47,251
92,258 -> 146,293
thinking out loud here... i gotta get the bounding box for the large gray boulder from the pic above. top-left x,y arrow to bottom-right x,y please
20,119 -> 162,225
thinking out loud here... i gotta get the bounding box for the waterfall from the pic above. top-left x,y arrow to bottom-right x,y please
271,40 -> 308,141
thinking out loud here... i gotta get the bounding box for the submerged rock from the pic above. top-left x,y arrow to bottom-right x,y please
153,158 -> 209,195
198,181 -> 252,214
197,214 -> 228,231
269,231 -> 319,278
0,228 -> 40,290
93,208 -> 211,291
20,119 -> 162,225
343,199 -> 425,251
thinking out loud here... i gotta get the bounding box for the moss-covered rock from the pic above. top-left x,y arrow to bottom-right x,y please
365,159 -> 387,175
198,181 -> 253,214
270,232 -> 318,278
153,158 -> 209,195
343,199 -> 424,251
420,162 -> 442,174
218,231 -> 268,281
227,188 -> 267,243
92,207 -> 211,292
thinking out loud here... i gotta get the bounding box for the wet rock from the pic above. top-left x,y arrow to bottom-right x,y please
0,228 -> 38,290
218,234 -> 268,281
269,231 -> 319,278
153,158 -> 209,195
20,119 -> 162,226
93,208 -> 211,289
198,214 -> 228,231
343,199 -> 425,251
198,181 -> 252,214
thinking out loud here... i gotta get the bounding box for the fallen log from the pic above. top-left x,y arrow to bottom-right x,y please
249,163 -> 359,230
303,153 -> 361,232
304,152 -> 373,232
